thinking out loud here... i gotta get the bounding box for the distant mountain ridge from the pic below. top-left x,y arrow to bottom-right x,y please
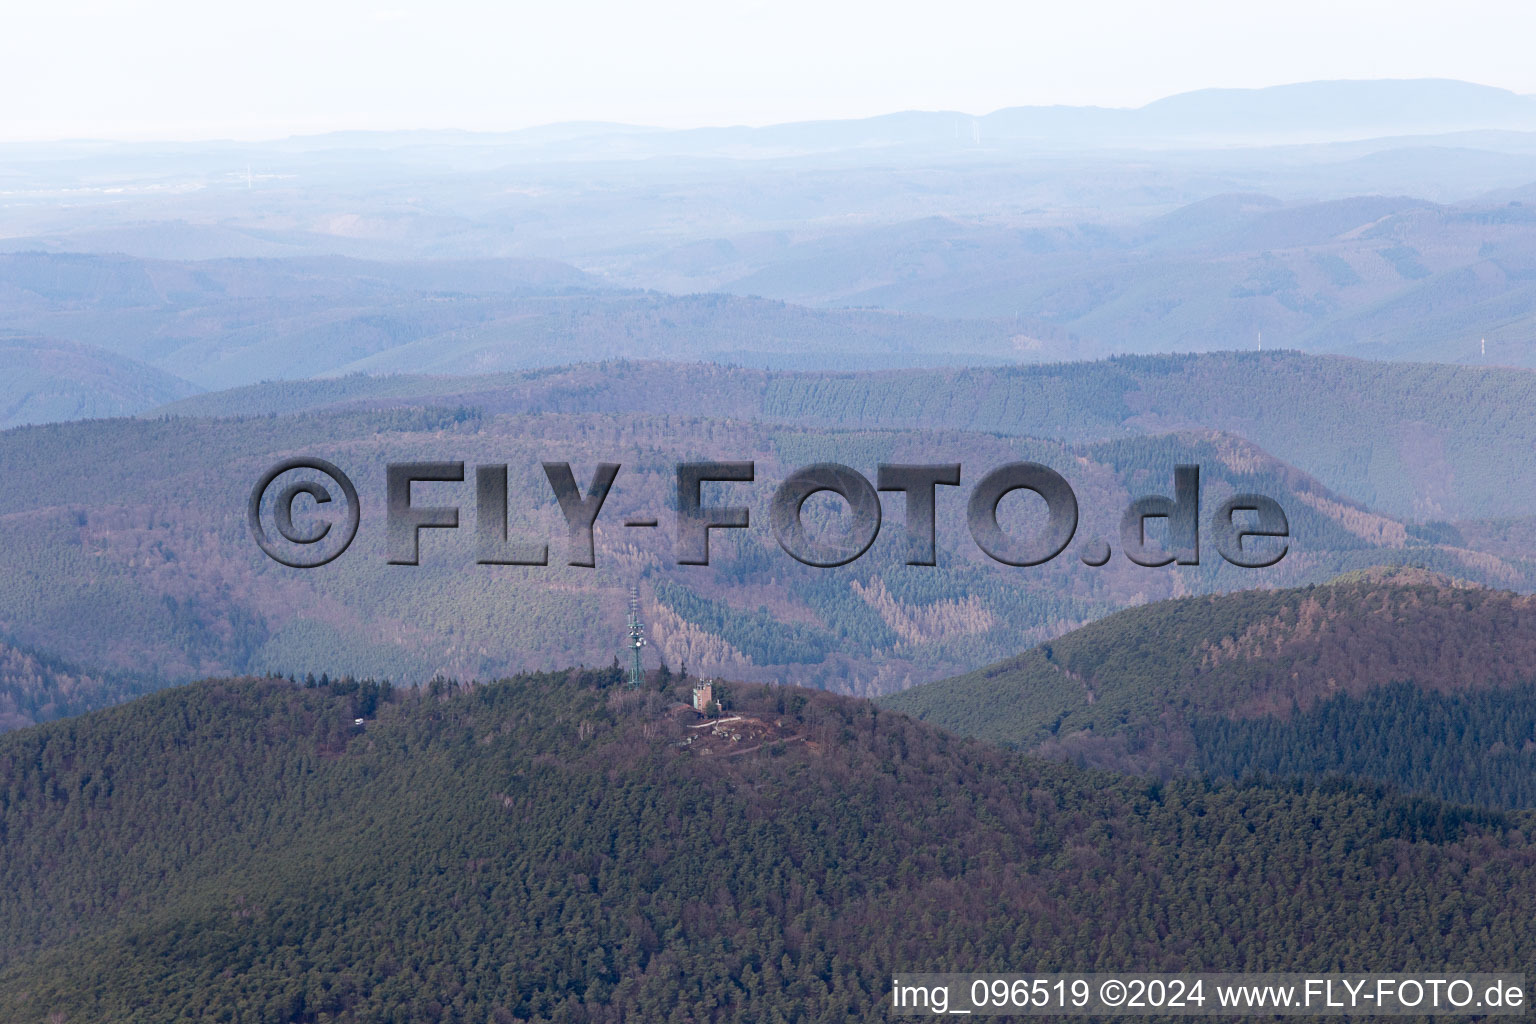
672,192 -> 1536,367
0,252 -> 1062,390
12,79 -> 1534,156
471,80 -> 1536,157
1124,79 -> 1536,141
8,80 -> 1536,272
18,175 -> 1536,405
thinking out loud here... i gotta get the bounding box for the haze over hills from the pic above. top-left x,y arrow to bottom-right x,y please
0,252 -> 1073,391
883,568 -> 1536,807
1,669 -> 1532,1020
11,178 -> 1536,401
5,81 -> 1536,410
7,80 -> 1536,165
672,195 -> 1536,366
479,78 -> 1536,151
0,334 -> 196,428
4,80 -> 1536,282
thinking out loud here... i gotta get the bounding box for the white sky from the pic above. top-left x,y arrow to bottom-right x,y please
5,0 -> 1536,141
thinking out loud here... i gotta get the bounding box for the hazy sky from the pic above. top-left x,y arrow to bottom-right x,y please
6,0 -> 1536,141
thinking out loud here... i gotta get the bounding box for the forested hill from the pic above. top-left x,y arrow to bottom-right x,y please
882,568 -> 1536,806
153,350 -> 1536,521
8,398 -> 1508,720
0,335 -> 198,430
2,670 -> 1535,1021
0,636 -> 152,732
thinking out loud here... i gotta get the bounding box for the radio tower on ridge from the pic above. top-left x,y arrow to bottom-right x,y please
626,587 -> 646,688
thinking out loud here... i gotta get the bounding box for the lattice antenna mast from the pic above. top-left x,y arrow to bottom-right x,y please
627,587 -> 646,688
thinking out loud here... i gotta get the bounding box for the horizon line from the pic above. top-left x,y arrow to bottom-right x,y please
3,76 -> 1531,148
